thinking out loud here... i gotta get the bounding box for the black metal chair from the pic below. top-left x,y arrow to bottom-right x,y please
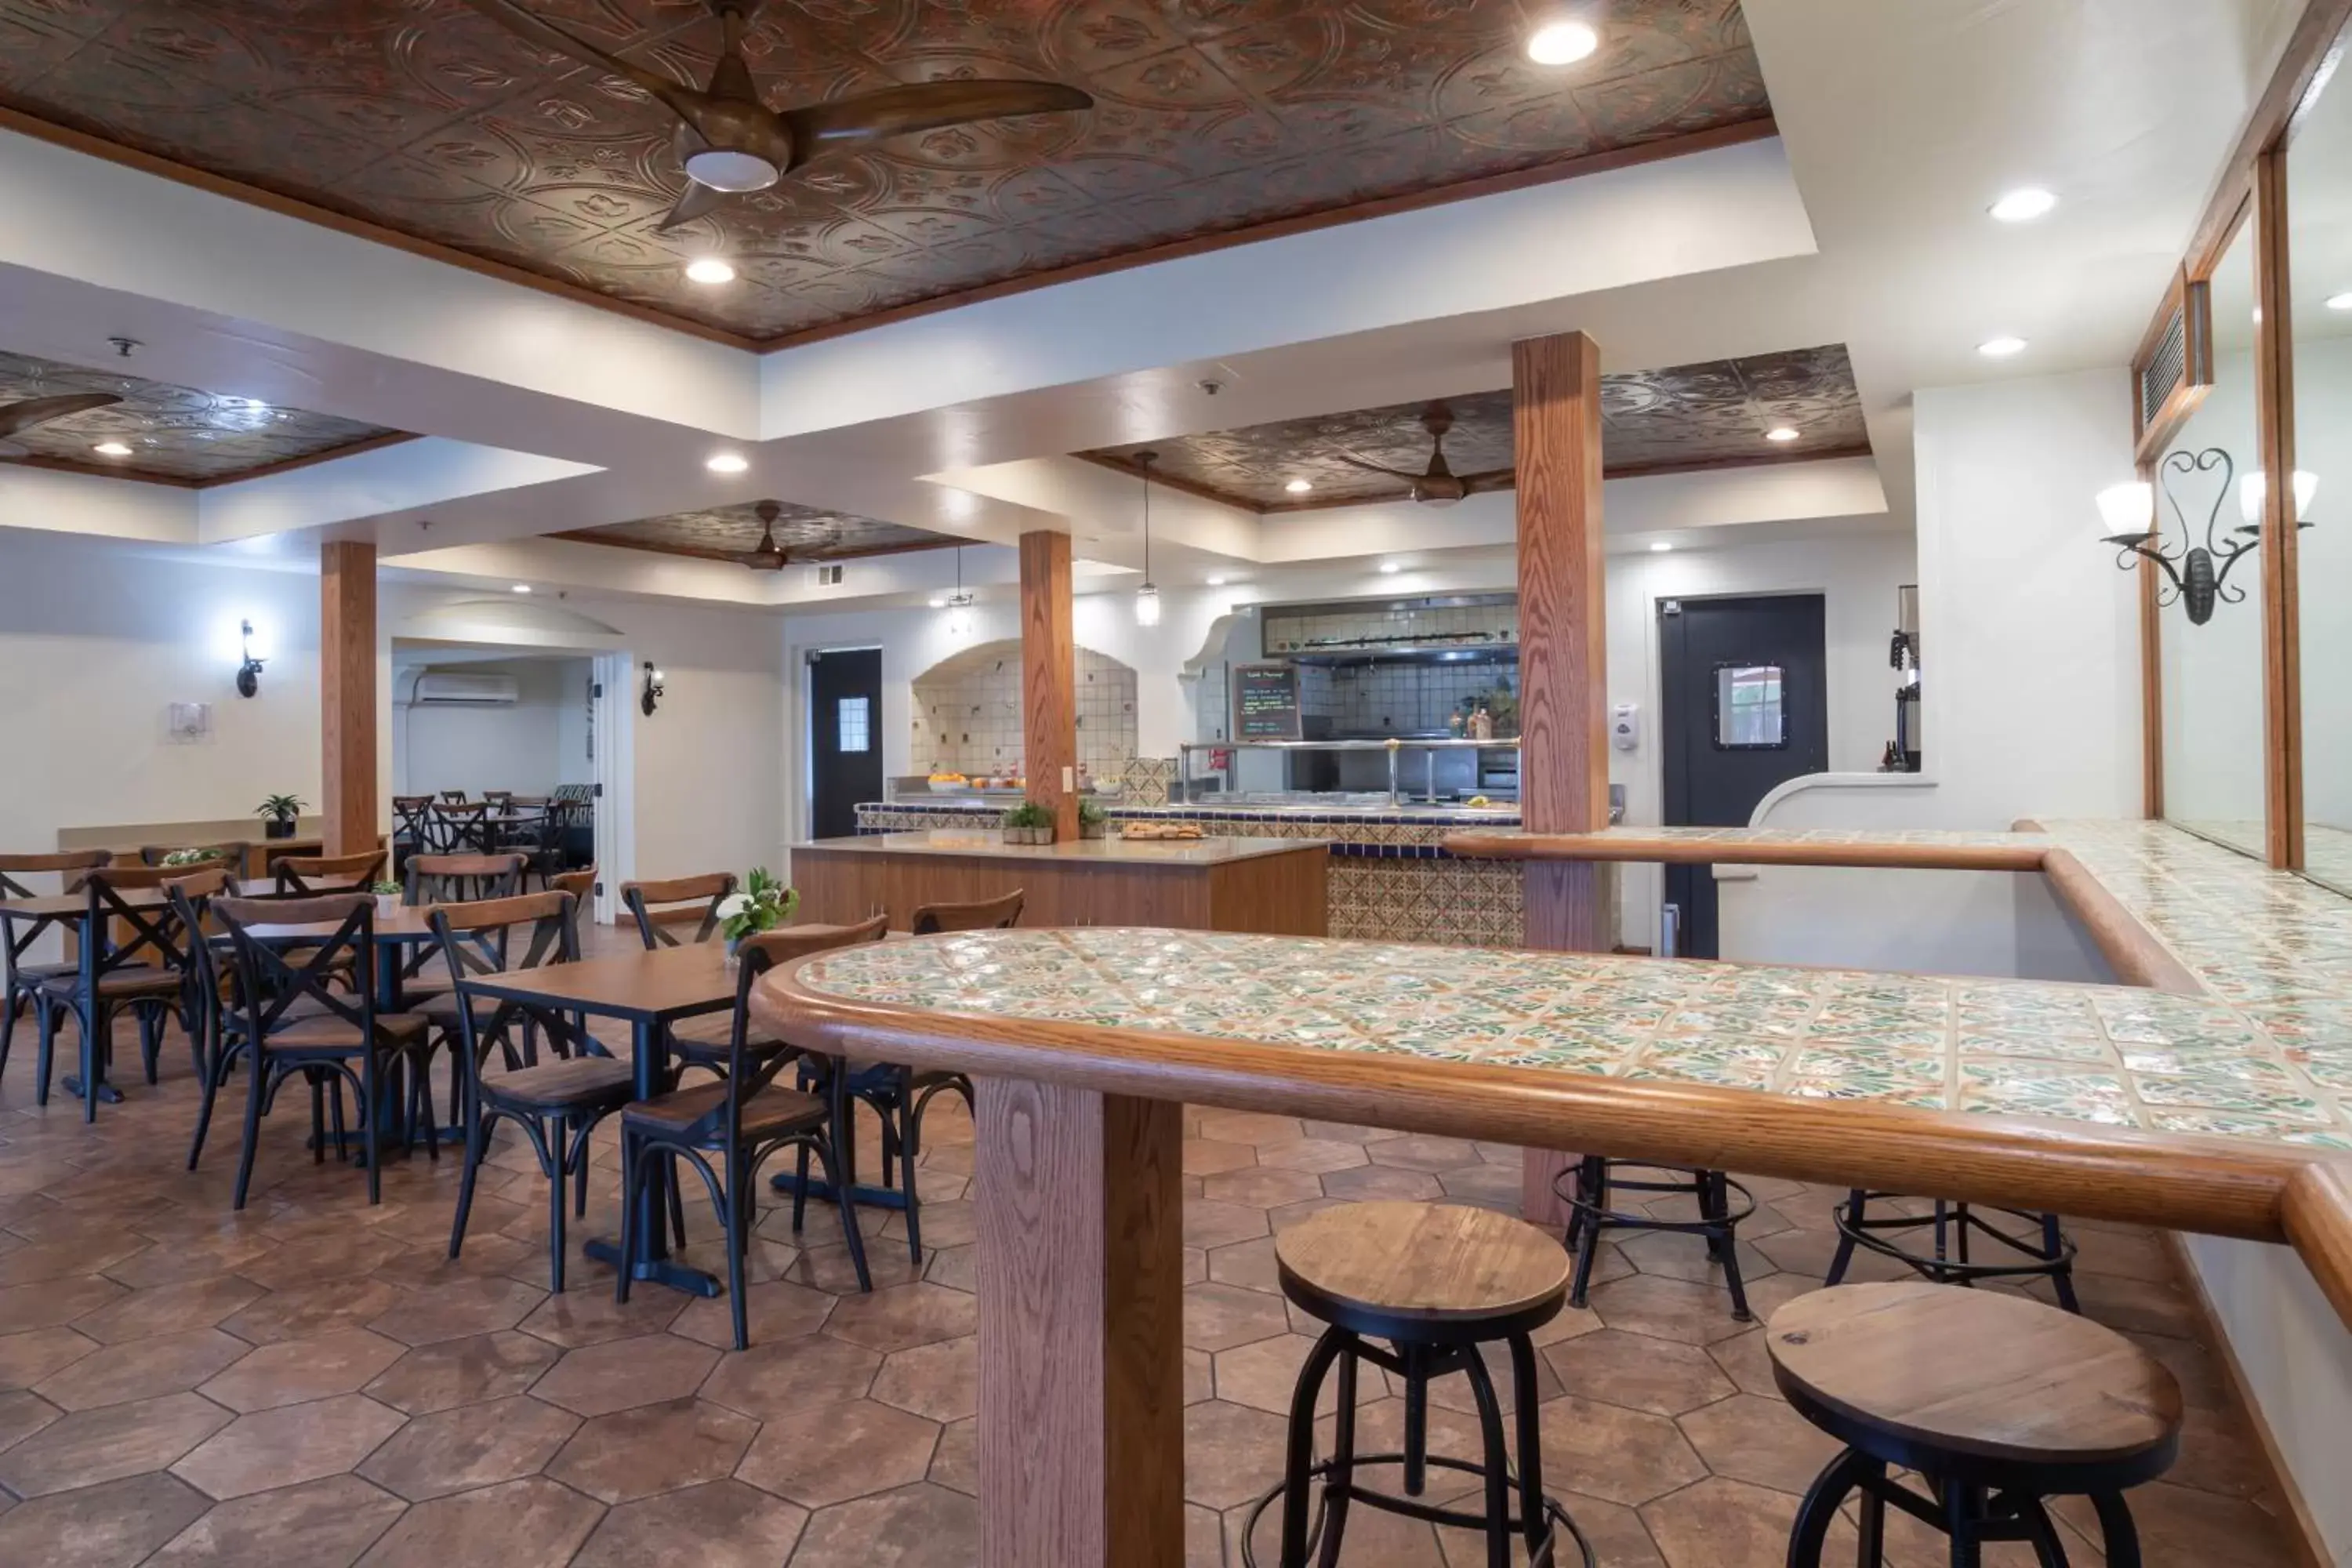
619,920 -> 882,1346
31,864 -> 220,1120
271,850 -> 387,896
0,850 -> 111,1084
435,891 -> 636,1293
390,797 -> 435,874
621,873 -> 746,1079
1824,1189 -> 2081,1312
212,894 -> 433,1207
430,802 -> 493,857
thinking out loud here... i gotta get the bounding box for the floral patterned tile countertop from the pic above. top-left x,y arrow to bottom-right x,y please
796,925 -> 2350,1151
1463,825 -> 2053,848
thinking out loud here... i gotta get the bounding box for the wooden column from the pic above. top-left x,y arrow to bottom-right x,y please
2253,146 -> 2303,869
1514,330 -> 1611,1223
320,541 -> 378,858
976,1077 -> 1185,1568
1020,529 -> 1080,840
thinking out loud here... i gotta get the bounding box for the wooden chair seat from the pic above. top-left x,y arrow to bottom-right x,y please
38,966 -> 182,1000
479,1055 -> 634,1113
1765,1281 -> 2182,1472
624,1080 -> 827,1139
268,1012 -> 431,1052
1276,1200 -> 1570,1344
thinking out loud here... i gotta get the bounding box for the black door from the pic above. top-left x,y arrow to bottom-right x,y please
1660,594 -> 1829,958
808,648 -> 883,842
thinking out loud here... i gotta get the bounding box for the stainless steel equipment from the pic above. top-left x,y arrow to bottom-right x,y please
1889,583 -> 1922,772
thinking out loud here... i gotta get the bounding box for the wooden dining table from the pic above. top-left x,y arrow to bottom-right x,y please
457,943 -> 739,1298
754,925 -> 2352,1568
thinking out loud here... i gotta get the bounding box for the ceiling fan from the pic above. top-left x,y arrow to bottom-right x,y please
739,499 -> 821,572
1333,402 -> 1512,507
463,0 -> 1095,232
0,392 -> 125,460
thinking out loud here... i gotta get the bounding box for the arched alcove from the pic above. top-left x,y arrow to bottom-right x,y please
910,638 -> 1138,779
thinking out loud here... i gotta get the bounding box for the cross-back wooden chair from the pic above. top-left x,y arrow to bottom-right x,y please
33,864 -> 228,1120
620,873 -> 737,949
391,797 -> 436,873
550,866 -> 597,905
433,891 -> 634,1292
430,801 -> 492,856
165,873 -> 249,1174
440,789 -> 470,804
212,894 -> 431,1207
271,850 -> 387,896
404,852 -> 524,907
0,850 -> 111,1083
620,917 -> 887,1346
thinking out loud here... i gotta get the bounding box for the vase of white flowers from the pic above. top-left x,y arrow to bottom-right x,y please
715,868 -> 797,964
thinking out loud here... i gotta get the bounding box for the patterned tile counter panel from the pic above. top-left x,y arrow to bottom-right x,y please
852,800 -> 1526,948
796,929 -> 2350,1149
2038,821 -> 2352,1080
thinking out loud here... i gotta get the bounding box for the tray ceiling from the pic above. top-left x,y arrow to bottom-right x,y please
0,1 -> 1769,343
1080,343 -> 1867,510
0,349 -> 404,483
557,498 -> 959,561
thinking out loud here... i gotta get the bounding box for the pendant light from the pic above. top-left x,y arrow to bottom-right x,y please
943,546 -> 975,637
1134,449 -> 1162,627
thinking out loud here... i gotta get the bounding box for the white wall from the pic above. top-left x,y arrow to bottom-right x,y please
2295,335 -> 2352,832
392,657 -> 591,798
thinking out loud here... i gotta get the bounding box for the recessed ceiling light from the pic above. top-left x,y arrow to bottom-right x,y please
927,597 -> 947,610
1650,542 -> 1674,553
93,441 -> 132,457
1526,19 -> 1599,65
706,452 -> 749,474
1285,478 -> 1312,494
511,584 -> 532,594
1379,561 -> 1403,575
684,256 -> 736,285
2329,292 -> 2352,311
1977,336 -> 2028,358
1988,187 -> 2057,223
1207,575 -> 1229,586
1764,427 -> 1801,444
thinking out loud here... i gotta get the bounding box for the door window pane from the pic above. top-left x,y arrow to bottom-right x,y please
837,695 -> 872,753
1714,664 -> 1787,750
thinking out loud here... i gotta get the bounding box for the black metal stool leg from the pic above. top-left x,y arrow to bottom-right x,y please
1402,1345 -> 1429,1497
1315,1346 -> 1357,1568
2014,1497 -> 2071,1568
1567,1156 -> 1607,1307
1279,1328 -> 1348,1568
1943,1479 -> 1985,1568
1707,1170 -> 1753,1321
2045,1213 -> 2081,1313
2088,1492 -> 2141,1568
1459,1342 -> 1512,1568
1853,1457 -> 1886,1567
1826,1189 -> 1867,1286
1508,1332 -> 1550,1565
1786,1448 -> 1871,1568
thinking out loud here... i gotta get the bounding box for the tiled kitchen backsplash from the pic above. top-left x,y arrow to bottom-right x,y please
1263,596 -> 1518,654
1334,663 -> 1514,735
913,643 -> 1137,776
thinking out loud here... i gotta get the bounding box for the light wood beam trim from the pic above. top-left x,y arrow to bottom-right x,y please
1019,531 -> 1078,840
319,541 -> 378,859
2038,848 -> 2205,996
2283,1162 -> 2352,1334
2255,147 -> 2304,869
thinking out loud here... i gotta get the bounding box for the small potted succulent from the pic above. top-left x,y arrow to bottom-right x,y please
256,793 -> 304,840
371,880 -> 404,919
715,868 -> 797,961
162,847 -> 228,868
1001,800 -> 1055,846
1077,797 -> 1108,840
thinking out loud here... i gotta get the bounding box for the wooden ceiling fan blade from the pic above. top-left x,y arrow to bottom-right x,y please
780,79 -> 1093,165
1460,470 -> 1516,495
1331,454 -> 1421,481
657,179 -> 730,233
459,0 -> 705,125
0,392 -> 123,439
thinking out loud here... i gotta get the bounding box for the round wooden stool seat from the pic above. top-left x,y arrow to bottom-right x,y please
1767,1280 -> 2182,1486
1276,1200 -> 1570,1346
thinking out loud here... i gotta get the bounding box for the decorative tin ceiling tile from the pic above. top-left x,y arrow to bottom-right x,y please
0,348 -> 404,482
560,498 -> 957,561
1078,343 -> 1867,510
0,0 -> 1769,340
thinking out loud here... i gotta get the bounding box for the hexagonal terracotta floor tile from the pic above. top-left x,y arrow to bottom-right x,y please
1639,1474 -> 1813,1566
0,1326 -> 98,1389
1182,1199 -> 1272,1251
572,1479 -> 808,1568
355,1393 -> 580,1501
0,1386 -> 60,1451
531,1333 -> 720,1418
1675,1392 -> 1846,1496
927,1416 -> 975,1495
31,1327 -> 249,1412
787,1481 -> 975,1568
147,1473 -> 406,1566
1185,1281 -> 1291,1353
72,1275 -> 265,1345
170,1393 -> 408,1501
1251,1138 -> 1371,1174
1543,1329 -> 1737,1417
871,1334 -> 975,1423
1320,1166 -> 1446,1202
670,1279 -> 834,1349
1183,1398 -> 1293,1510
220,1277 -> 410,1346
0,1390 -> 232,1497
1584,1274 -> 1755,1346
738,1396 -> 940,1508
0,1274 -> 127,1335
365,1276 -> 544,1346
354,1475 -> 601,1568
196,1328 -> 404,1413
698,1334 -> 881,1423
823,1282 -> 977,1353
547,1396 -> 757,1504
1198,1166 -> 1327,1210
1366,1134 -> 1486,1174
1535,1395 -> 1707,1508
1212,1333 -> 1388,1417
361,1330 -> 561,1416
0,1470 -> 211,1566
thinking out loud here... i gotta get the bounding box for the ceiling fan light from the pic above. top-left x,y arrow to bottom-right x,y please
1764,427 -> 1801,444
93,441 -> 133,457
682,147 -> 780,193
684,256 -> 736,285
1526,20 -> 1599,65
1285,478 -> 1312,494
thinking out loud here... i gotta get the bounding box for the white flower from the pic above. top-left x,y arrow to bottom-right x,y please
714,893 -> 752,920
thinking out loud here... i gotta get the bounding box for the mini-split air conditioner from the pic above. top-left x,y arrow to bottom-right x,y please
408,671 -> 521,707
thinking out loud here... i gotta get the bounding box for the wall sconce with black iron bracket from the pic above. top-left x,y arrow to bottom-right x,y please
2097,448 -> 2314,626
234,619 -> 266,698
641,662 -> 666,717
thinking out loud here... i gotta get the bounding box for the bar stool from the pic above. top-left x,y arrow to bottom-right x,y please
1243,1201 -> 1594,1568
1555,1157 -> 1756,1319
1824,1189 -> 2081,1312
1769,1280 -> 2181,1566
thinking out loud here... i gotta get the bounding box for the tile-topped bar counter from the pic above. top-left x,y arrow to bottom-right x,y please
754,925 -> 2352,1566
856,797 -> 1529,946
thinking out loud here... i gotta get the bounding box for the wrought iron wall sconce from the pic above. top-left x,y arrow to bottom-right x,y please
234,619 -> 266,698
2096,448 -> 2314,625
641,662 -> 666,717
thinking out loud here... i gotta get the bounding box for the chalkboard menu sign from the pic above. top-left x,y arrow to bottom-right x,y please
1232,662 -> 1302,741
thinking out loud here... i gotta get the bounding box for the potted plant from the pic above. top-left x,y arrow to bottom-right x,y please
161,847 -> 227,868
1077,798 -> 1108,840
371,880 -> 404,919
256,793 -> 304,840
714,868 -> 797,960
1001,800 -> 1055,846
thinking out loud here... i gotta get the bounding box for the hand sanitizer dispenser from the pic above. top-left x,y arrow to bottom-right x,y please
1610,702 -> 1640,752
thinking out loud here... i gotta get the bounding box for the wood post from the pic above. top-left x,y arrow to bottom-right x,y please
1514,329 -> 1611,1223
319,541 -> 378,859
975,1077 -> 1185,1568
2253,147 -> 2303,869
1020,530 -> 1080,840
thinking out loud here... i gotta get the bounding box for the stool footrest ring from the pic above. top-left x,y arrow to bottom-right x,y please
1237,1452 -> 1595,1568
